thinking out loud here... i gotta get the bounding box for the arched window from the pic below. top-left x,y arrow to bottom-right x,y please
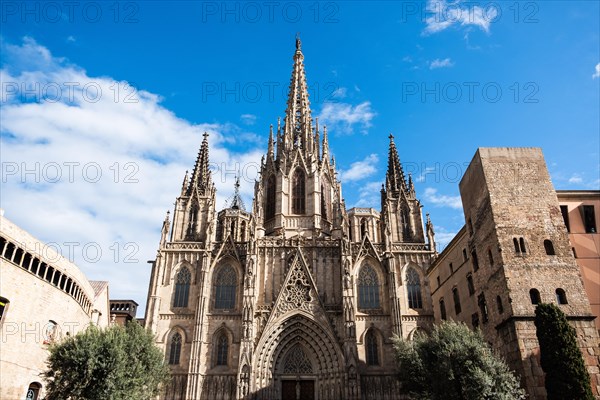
215,265 -> 237,309
321,183 -> 330,221
439,298 -> 447,320
173,267 -> 191,308
544,240 -> 555,255
556,288 -> 568,305
292,169 -> 305,214
358,265 -> 380,309
26,382 -> 42,400
168,332 -> 182,365
240,221 -> 246,242
216,333 -> 229,366
360,218 -> 368,239
406,268 -> 423,309
453,287 -> 461,314
529,288 -> 541,305
365,330 -> 379,366
0,297 -> 9,327
230,220 -> 236,240
265,175 -> 276,221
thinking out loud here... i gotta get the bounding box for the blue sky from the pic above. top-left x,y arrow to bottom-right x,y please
1,1 -> 599,314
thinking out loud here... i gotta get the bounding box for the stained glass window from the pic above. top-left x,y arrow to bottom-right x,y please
407,268 -> 423,309
216,333 -> 228,366
215,265 -> 236,309
173,267 -> 191,308
292,169 -> 305,214
358,265 -> 380,309
366,330 -> 379,366
169,332 -> 182,365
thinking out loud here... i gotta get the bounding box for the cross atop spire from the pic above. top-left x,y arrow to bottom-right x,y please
186,132 -> 212,197
386,134 -> 408,195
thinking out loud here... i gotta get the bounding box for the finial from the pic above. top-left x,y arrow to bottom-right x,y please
296,32 -> 301,50
389,133 -> 394,140
203,132 -> 209,139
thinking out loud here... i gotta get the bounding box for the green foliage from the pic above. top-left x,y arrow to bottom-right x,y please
392,321 -> 525,400
43,322 -> 169,400
534,303 -> 594,400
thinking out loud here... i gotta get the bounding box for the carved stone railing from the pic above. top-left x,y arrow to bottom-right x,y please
284,216 -> 314,229
392,243 -> 431,252
163,241 -> 204,250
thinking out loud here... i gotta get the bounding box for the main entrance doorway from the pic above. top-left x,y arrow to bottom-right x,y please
281,380 -> 314,400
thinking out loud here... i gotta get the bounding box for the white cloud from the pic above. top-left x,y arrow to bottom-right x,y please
339,154 -> 379,182
240,113 -> 257,125
331,87 -> 347,99
423,188 -> 463,209
424,0 -> 497,35
568,174 -> 583,184
0,38 -> 262,314
66,36 -> 76,43
430,58 -> 454,69
593,63 -> 600,79
354,181 -> 383,208
318,101 -> 376,135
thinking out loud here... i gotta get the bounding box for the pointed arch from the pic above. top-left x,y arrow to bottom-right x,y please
365,329 -> 380,366
360,218 -> 368,239
282,343 -> 314,374
406,267 -> 423,309
358,264 -> 380,310
216,331 -> 229,366
265,174 -> 276,221
214,264 -> 237,310
253,314 -> 345,398
292,168 -> 306,214
168,331 -> 183,365
173,267 -> 191,308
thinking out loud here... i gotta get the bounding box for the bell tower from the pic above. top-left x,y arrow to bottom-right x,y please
170,132 -> 216,244
252,37 -> 347,240
380,134 -> 426,244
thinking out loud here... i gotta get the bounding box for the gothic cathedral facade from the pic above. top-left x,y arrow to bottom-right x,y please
145,38 -> 437,400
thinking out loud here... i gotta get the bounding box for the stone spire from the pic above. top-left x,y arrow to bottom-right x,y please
227,175 -> 246,211
267,124 -> 275,162
322,125 -> 329,161
314,117 -> 321,161
386,134 -> 407,194
181,170 -> 189,196
282,35 -> 313,157
186,132 -> 212,196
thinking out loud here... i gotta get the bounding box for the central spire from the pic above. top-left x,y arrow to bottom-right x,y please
386,134 -> 408,195
282,35 -> 314,157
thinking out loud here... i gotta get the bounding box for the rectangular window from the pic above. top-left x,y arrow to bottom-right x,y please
471,250 -> 479,271
449,263 -> 453,274
453,288 -> 461,315
478,294 -> 489,323
560,205 -> 570,232
582,205 -> 597,233
440,299 -> 447,320
462,249 -> 468,262
467,274 -> 475,296
436,276 -> 441,288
